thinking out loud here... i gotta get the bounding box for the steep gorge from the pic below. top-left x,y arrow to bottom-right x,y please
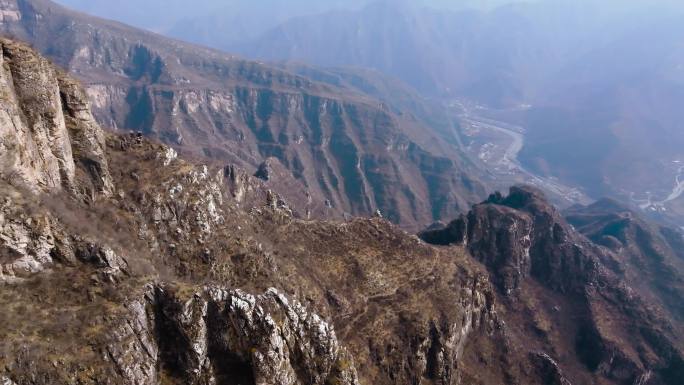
1,38 -> 684,385
0,38 -> 499,385
0,0 -> 486,230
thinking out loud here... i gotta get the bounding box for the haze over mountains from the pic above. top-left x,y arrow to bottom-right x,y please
3,0 -> 490,230
233,0 -> 684,211
54,0 -> 526,40
51,0 -> 684,228
2,1 -> 684,384
1,35 -> 683,384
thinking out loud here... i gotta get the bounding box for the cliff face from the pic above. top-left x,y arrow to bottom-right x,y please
421,187 -> 603,295
2,37 -> 684,385
422,187 -> 684,385
0,39 -> 499,385
0,38 -> 112,196
565,199 -> 684,325
0,36 -> 114,279
102,285 -> 362,385
0,0 -> 486,230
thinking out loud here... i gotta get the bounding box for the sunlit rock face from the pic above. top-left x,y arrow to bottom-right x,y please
1,5 -> 684,385
0,38 -> 113,196
0,0 -> 487,231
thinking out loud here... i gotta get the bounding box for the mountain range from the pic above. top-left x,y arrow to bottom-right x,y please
0,0 -> 491,231
1,36 -> 683,385
2,1 -> 684,384
141,0 -> 684,227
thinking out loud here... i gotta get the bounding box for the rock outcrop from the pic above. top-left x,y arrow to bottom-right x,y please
421,186 -> 601,295
153,286 -> 359,385
102,285 -> 360,385
423,186 -> 684,385
0,0 -> 486,230
565,199 -> 684,324
1,38 -> 683,385
0,37 -> 117,282
0,38 -> 113,196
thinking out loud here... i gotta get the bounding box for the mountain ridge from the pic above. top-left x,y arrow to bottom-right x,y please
1,38 -> 684,384
0,0 -> 487,230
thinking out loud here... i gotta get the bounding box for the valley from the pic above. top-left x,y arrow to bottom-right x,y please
630,162 -> 684,228
453,100 -> 591,207
633,163 -> 684,209
1,1 -> 684,385
0,0 -> 486,231
452,94 -> 684,227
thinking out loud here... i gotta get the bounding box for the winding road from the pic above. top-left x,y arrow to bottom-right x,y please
640,165 -> 684,209
663,166 -> 684,203
455,101 -> 684,216
462,116 -> 525,170
456,105 -> 590,205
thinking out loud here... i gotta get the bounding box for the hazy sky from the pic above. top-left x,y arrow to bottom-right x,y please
54,0 -> 532,32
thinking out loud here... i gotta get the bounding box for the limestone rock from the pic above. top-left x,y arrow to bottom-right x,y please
421,186 -> 600,295
530,352 -> 573,385
104,285 -> 360,385
0,38 -> 114,197
0,39 -> 75,192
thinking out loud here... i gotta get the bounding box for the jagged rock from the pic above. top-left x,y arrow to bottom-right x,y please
254,158 -> 274,181
77,243 -> 128,280
0,191 -> 61,283
104,285 -> 360,385
530,352 -> 573,385
225,163 -> 252,202
424,186 -> 684,384
421,186 -> 600,295
57,74 -> 115,197
104,290 -> 159,385
0,38 -> 114,197
566,198 -> 684,320
156,145 -> 178,167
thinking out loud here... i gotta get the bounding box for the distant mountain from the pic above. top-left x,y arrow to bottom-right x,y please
51,0 -> 684,227
0,0 -> 487,230
53,0 -> 535,44
53,0 -> 371,41
232,1 -> 628,104
2,39 -> 683,384
225,0 -> 684,225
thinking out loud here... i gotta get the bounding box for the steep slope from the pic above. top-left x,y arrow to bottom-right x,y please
0,38 -> 499,385
224,0 -> 684,225
565,199 -> 684,323
0,38 -> 113,197
3,38 -> 684,385
421,186 -> 684,385
0,0 -> 486,230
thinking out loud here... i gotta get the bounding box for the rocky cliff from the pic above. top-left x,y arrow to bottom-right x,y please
565,199 -> 684,325
0,39 -> 499,385
0,0 -> 486,230
422,186 -> 684,384
2,38 -> 684,385
0,38 -> 112,196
